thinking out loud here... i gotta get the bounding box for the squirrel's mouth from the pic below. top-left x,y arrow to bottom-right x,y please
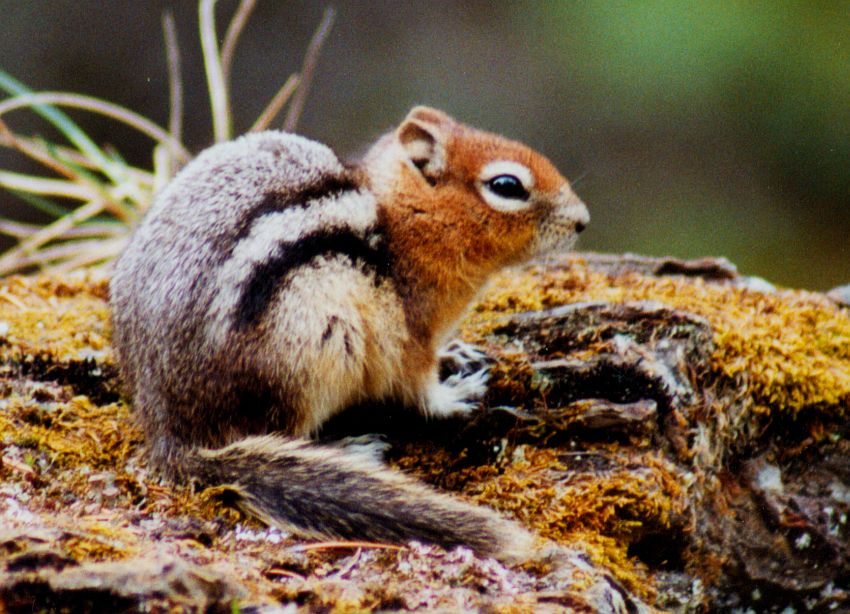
527,227 -> 575,258
530,207 -> 588,256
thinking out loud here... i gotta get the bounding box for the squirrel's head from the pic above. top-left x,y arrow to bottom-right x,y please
363,106 -> 589,268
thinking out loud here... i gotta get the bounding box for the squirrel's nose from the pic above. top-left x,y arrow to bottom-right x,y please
573,201 -> 590,233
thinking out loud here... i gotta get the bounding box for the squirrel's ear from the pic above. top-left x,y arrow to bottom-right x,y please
397,107 -> 451,181
405,106 -> 453,126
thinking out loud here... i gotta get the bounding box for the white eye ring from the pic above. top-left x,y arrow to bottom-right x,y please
479,161 -> 535,212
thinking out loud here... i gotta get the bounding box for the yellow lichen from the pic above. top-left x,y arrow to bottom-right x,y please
393,443 -> 684,601
0,395 -> 138,470
466,255 -> 850,418
3,261 -> 848,608
0,273 -> 112,361
62,520 -> 140,562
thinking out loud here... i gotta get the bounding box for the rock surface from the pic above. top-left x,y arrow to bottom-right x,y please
1,254 -> 848,612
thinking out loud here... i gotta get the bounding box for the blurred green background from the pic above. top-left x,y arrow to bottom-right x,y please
0,1 -> 847,289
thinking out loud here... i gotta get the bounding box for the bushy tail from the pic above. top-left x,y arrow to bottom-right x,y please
184,435 -> 533,561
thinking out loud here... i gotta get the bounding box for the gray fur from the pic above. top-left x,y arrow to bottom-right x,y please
111,132 -> 371,460
110,130 -> 534,558
189,435 -> 530,558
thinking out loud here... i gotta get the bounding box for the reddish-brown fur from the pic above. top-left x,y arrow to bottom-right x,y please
365,108 -> 576,390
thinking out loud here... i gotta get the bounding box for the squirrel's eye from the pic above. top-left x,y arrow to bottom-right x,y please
485,174 -> 529,201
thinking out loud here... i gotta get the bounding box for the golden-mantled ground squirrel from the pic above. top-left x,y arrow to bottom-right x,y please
110,107 -> 589,560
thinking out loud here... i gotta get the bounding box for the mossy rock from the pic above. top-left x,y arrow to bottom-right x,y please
0,255 -> 848,612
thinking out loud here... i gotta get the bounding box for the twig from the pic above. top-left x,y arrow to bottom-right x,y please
250,73 -> 300,132
283,7 -> 335,132
333,548 -> 363,579
1,455 -> 35,476
221,0 -> 258,84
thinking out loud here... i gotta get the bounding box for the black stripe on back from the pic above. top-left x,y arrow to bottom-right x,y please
233,226 -> 392,330
231,174 -> 359,245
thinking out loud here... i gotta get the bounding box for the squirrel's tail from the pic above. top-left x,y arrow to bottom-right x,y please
183,435 -> 534,561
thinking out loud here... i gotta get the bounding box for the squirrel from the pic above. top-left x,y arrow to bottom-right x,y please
109,106 -> 589,561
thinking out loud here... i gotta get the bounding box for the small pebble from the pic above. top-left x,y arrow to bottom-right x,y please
827,284 -> 850,308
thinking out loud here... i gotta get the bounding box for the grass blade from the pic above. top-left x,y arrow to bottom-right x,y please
3,189 -> 70,218
0,70 -> 122,184
162,11 -> 184,178
0,170 -> 98,200
199,0 -> 231,142
50,151 -> 138,222
45,237 -> 126,274
283,7 -> 335,132
221,0 -> 258,84
0,93 -> 190,163
250,74 -> 300,132
0,199 -> 105,275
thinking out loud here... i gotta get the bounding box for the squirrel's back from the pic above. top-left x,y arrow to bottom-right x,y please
112,131 -> 402,458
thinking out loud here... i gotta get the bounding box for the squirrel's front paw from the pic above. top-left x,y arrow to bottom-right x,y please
424,367 -> 490,419
438,340 -> 492,378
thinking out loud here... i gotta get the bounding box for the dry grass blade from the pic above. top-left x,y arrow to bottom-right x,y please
1,1 -> 334,276
199,0 -> 231,142
152,144 -> 174,194
0,170 -> 98,201
162,11 -> 183,177
5,237 -> 122,270
0,93 -> 191,163
220,0 -> 258,84
0,118 -> 79,182
0,119 -> 145,223
0,200 -> 106,276
283,7 -> 336,132
0,219 -> 122,240
1,119 -> 152,186
292,540 -> 406,552
250,74 -> 300,132
46,237 -> 126,273
265,568 -> 305,579
0,219 -> 44,238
